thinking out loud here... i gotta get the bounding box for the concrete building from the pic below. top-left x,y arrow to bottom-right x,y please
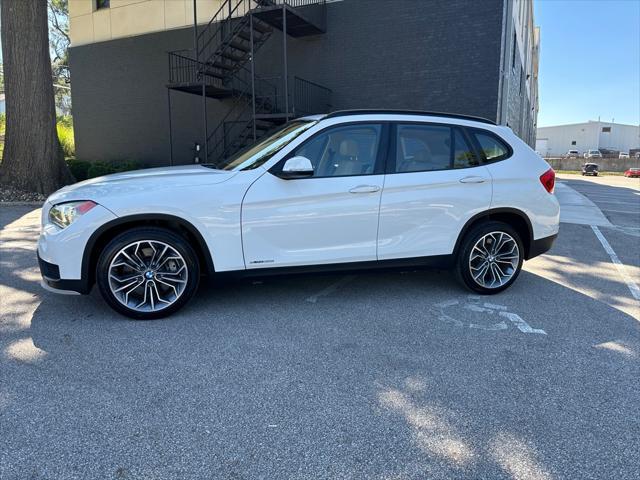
68,0 -> 540,166
536,121 -> 640,157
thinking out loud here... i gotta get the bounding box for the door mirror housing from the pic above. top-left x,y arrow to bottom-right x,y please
277,156 -> 314,179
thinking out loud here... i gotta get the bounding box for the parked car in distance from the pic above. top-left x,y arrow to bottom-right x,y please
565,150 -> 580,158
619,152 -> 629,159
624,167 -> 640,178
582,163 -> 599,176
584,150 -> 602,159
38,110 -> 560,319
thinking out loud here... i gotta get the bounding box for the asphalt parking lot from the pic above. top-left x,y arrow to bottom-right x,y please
1,176 -> 638,480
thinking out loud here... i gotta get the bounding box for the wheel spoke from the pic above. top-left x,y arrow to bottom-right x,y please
468,231 -> 520,289
109,239 -> 188,313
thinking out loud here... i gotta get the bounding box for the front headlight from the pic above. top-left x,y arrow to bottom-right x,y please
49,201 -> 97,229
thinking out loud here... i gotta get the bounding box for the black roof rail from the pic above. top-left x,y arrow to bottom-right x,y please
324,109 -> 497,125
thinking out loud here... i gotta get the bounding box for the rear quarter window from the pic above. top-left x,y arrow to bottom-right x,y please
470,130 -> 512,162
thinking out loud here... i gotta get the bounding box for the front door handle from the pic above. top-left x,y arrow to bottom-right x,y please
459,176 -> 487,184
349,185 -> 381,194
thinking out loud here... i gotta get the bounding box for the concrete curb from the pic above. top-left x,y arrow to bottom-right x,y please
555,182 -> 612,227
0,202 -> 44,207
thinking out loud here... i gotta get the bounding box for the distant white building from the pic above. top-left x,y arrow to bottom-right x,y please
536,121 -> 640,157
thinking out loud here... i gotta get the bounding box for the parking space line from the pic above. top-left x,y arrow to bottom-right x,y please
591,226 -> 640,301
306,275 -> 357,303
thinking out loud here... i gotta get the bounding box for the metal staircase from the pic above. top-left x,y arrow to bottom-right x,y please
167,0 -> 331,164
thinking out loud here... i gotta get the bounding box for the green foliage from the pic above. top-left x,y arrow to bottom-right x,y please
66,158 -> 90,181
57,119 -> 75,158
0,113 -> 5,162
66,158 -> 142,181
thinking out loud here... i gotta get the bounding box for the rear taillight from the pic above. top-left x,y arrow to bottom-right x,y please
540,168 -> 555,194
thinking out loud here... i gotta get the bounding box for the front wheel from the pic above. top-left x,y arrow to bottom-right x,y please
96,227 -> 200,319
455,221 -> 524,294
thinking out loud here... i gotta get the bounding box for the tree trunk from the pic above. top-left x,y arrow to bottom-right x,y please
0,0 -> 74,194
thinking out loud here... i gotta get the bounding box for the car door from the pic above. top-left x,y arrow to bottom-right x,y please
377,122 -> 492,260
241,123 -> 388,269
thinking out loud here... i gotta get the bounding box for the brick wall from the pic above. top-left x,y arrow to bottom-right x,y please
70,0 -> 505,166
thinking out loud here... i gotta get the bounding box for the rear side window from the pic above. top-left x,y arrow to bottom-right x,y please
453,129 -> 480,168
394,124 -> 479,173
472,131 -> 511,162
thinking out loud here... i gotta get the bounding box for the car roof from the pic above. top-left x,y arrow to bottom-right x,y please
322,109 -> 496,125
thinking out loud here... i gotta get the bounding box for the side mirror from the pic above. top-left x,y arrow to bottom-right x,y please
277,156 -> 314,179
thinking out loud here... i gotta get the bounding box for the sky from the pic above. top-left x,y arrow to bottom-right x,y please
534,0 -> 640,127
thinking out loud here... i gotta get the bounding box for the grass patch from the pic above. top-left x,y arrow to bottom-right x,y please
555,170 -> 625,176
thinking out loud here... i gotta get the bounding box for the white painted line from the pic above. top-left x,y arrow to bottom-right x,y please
305,275 -> 356,303
599,209 -> 640,214
591,225 -> 640,301
484,302 -> 508,311
499,312 -> 547,335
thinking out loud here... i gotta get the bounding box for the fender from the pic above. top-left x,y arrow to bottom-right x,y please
81,214 -> 216,290
452,207 -> 534,259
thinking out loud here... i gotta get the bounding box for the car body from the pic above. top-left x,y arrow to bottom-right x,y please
624,167 -> 640,178
619,152 -> 629,159
582,163 -> 599,176
38,110 -> 560,319
565,150 -> 580,158
584,150 -> 602,159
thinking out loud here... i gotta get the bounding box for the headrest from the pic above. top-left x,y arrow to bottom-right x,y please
339,139 -> 358,156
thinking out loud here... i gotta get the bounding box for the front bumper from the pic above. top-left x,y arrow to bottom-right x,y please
37,202 -> 117,295
37,252 -> 89,294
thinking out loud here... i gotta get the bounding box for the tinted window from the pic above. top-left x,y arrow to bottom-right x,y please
294,124 -> 381,177
453,129 -> 479,168
473,132 -> 510,162
395,125 -> 451,173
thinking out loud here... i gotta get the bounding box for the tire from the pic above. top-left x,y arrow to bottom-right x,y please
96,227 -> 200,319
455,221 -> 524,295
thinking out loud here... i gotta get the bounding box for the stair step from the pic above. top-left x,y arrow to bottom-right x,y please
237,28 -> 267,42
211,61 -> 234,71
220,50 -> 246,62
228,39 -> 250,53
200,69 -> 225,79
252,21 -> 272,34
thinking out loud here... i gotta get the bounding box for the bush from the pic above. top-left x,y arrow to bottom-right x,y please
57,122 -> 75,158
66,158 -> 91,181
86,160 -> 141,180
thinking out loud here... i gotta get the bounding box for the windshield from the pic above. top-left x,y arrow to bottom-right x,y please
209,120 -> 317,172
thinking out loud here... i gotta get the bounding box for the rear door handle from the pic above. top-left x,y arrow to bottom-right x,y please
349,185 -> 381,194
459,176 -> 487,184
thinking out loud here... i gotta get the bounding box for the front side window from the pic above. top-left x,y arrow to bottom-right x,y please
473,131 -> 511,162
96,0 -> 110,10
294,124 -> 382,177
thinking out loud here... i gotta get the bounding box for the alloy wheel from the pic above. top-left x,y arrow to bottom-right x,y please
468,231 -> 520,289
108,240 -> 188,313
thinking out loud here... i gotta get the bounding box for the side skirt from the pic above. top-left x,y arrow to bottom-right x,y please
214,255 -> 455,282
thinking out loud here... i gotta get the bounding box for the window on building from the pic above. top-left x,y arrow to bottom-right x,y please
512,33 -> 518,70
571,140 -> 577,145
602,127 -> 611,133
96,0 -> 110,10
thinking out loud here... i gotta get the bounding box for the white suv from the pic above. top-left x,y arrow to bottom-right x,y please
38,111 -> 559,319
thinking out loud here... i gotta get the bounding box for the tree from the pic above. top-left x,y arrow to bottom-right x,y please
48,0 -> 72,115
0,0 -> 73,194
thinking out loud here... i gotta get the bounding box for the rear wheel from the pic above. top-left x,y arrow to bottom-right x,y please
456,221 -> 524,294
96,228 -> 200,319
